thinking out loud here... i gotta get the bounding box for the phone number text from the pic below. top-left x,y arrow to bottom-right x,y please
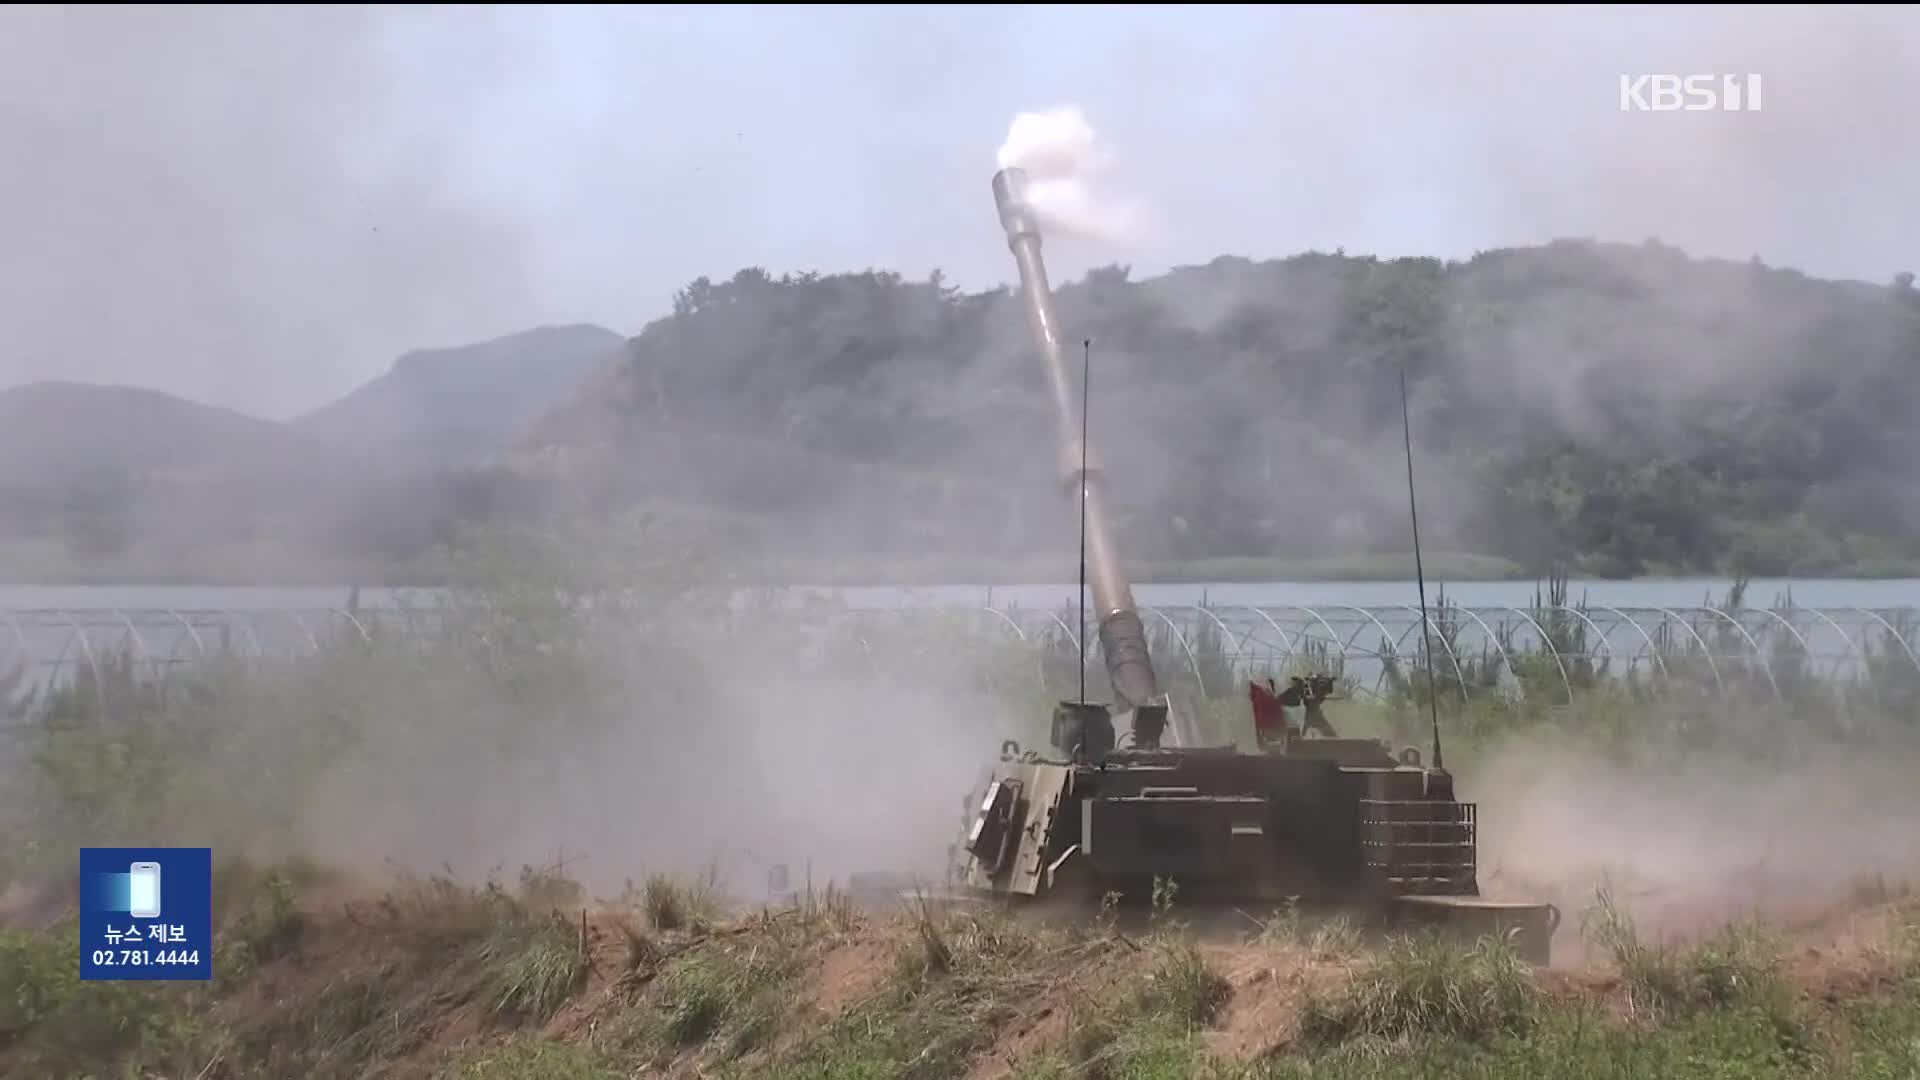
89,949 -> 201,966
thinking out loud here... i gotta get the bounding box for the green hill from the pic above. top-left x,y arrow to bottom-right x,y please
516,247 -> 1920,579
5,240 -> 1917,584
295,323 -> 625,465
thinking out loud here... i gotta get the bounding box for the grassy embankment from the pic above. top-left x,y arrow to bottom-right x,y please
3,856 -> 1917,1078
1,548 -> 1917,1077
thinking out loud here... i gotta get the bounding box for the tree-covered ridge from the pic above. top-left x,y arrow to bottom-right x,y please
521,239 -> 1920,578
6,238 -> 1912,583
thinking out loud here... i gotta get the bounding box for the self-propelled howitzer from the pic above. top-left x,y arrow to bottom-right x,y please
955,168 -> 1561,965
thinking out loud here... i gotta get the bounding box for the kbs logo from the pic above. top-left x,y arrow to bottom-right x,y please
1619,74 -> 1763,112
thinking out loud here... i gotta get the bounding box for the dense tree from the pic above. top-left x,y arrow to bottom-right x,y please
8,238 -> 1917,581
517,238 -> 1920,578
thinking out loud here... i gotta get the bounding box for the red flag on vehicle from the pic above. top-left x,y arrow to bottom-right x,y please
1249,678 -> 1289,746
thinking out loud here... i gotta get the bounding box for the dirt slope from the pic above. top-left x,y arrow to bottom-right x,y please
2,863 -> 1916,1079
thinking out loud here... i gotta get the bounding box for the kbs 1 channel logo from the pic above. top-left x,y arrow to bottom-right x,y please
80,847 -> 213,980
1619,73 -> 1763,113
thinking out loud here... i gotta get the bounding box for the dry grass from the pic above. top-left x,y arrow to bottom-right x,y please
1299,931 -> 1541,1049
486,913 -> 587,1020
630,871 -> 723,932
1250,900 -> 1365,962
1141,937 -> 1235,1027
1581,882 -> 1789,1024
11,855 -> 1920,1080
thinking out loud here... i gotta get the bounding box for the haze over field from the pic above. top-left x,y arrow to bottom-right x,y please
0,7 -> 1914,585
3,6 -> 1918,417
3,12 -> 1920,1077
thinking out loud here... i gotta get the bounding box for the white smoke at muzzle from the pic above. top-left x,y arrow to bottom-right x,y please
996,104 -> 1146,242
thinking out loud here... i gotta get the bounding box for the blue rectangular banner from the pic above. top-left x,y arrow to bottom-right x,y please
79,847 -> 213,981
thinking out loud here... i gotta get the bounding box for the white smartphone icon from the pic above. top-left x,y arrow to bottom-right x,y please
128,862 -> 161,919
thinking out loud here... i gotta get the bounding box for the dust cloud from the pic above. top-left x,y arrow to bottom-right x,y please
1467,727 -> 1920,959
193,599 -> 1020,904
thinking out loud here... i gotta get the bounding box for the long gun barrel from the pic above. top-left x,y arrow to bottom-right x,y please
992,167 -> 1161,712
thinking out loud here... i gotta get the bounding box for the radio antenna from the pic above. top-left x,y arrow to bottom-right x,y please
1400,366 -> 1444,772
1078,338 -> 1090,705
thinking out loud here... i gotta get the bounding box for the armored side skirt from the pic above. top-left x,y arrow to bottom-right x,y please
1081,794 -> 1309,896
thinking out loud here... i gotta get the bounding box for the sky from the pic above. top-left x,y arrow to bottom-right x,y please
1,4 -> 1915,419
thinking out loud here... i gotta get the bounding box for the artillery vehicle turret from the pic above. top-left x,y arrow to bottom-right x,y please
953,167 -> 1560,964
